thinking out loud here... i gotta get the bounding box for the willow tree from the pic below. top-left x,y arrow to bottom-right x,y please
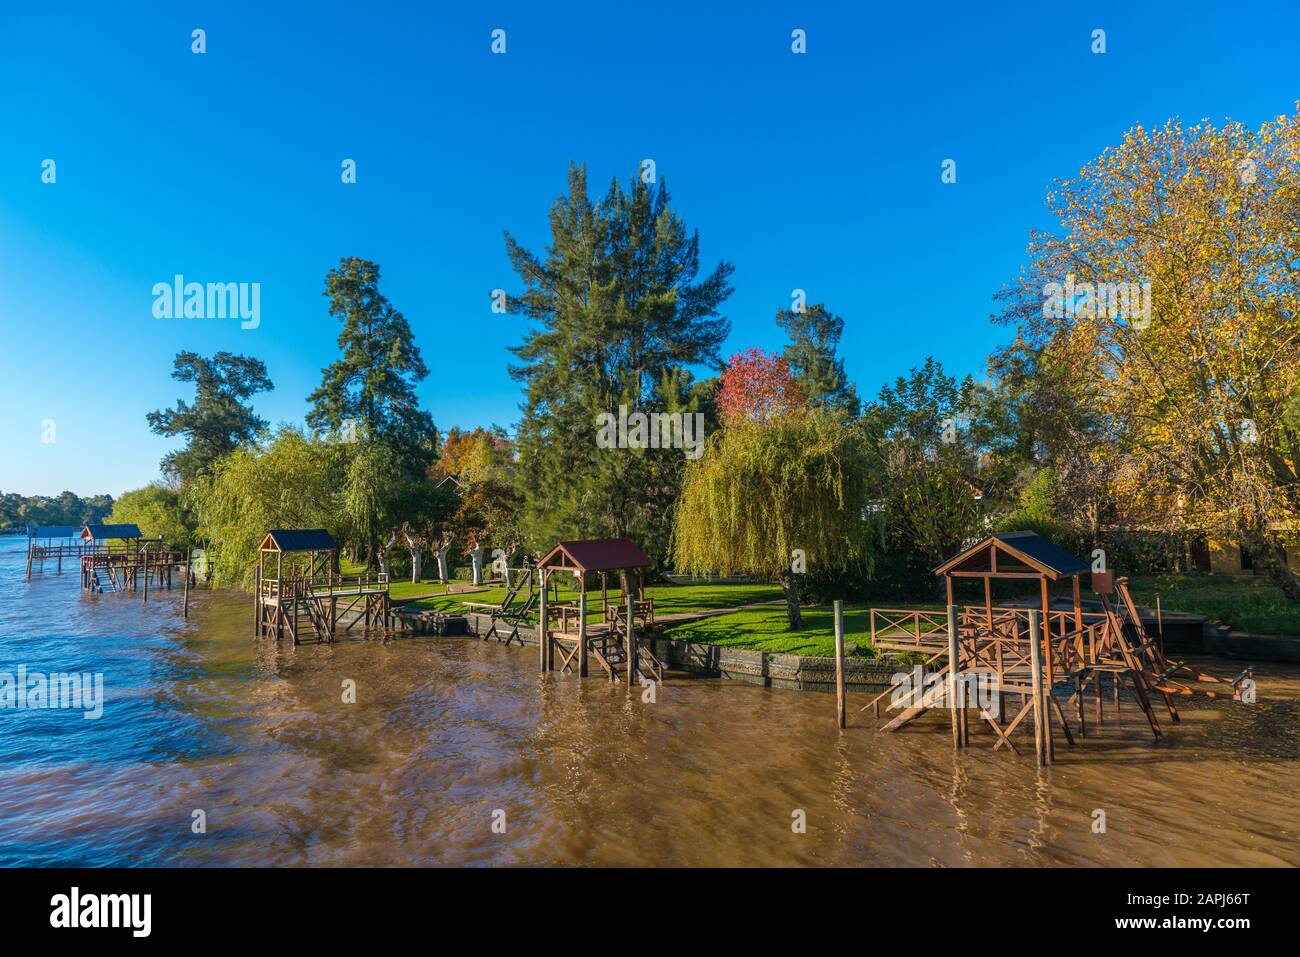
671,409 -> 873,629
187,428 -> 348,588
995,110 -> 1300,600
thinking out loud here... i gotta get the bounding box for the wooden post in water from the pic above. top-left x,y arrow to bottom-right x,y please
538,569 -> 549,673
253,565 -> 261,637
947,603 -> 961,749
833,600 -> 847,729
577,577 -> 588,677
626,593 -> 637,687
183,552 -> 191,620
142,545 -> 150,604
1028,610 -> 1047,768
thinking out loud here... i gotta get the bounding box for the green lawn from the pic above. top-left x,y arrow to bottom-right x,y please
399,579 -> 784,620
660,601 -> 946,657
1127,573 -> 1300,637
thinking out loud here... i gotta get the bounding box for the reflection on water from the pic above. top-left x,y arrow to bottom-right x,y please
1,535 -> 1297,866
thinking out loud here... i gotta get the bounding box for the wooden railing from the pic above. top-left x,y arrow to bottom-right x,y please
869,608 -> 950,652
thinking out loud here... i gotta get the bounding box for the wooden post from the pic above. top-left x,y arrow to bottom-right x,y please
538,569 -> 549,672
276,552 -> 283,640
253,565 -> 261,637
626,592 -> 637,686
1028,609 -> 1046,768
142,545 -> 149,604
578,576 -> 588,677
183,552 -> 191,620
833,600 -> 846,729
1040,577 -> 1054,763
947,603 -> 961,749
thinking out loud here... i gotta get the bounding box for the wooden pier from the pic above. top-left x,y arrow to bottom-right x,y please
253,529 -> 392,644
863,532 -> 1252,764
535,539 -> 666,685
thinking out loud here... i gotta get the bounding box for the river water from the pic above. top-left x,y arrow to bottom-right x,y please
1,535 -> 1297,866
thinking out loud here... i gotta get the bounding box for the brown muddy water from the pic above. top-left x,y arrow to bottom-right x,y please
3,537 -> 1298,866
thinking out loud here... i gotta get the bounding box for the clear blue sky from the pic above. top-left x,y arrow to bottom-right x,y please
2,1 -> 1297,497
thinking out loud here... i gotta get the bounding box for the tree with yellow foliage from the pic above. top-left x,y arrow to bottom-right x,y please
996,109 -> 1300,600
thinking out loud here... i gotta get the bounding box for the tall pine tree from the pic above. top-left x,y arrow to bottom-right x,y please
307,257 -> 438,563
776,302 -> 860,416
506,165 -> 733,564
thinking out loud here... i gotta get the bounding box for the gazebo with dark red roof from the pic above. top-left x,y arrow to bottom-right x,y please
535,538 -> 656,680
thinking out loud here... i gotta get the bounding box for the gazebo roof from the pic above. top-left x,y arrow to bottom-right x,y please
259,529 -> 338,553
934,531 -> 1090,581
538,538 -> 652,573
82,523 -> 143,541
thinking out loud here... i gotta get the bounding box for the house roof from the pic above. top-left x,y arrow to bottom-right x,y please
259,529 -> 338,552
82,523 -> 143,541
934,531 -> 1090,580
28,524 -> 82,539
538,538 -> 653,573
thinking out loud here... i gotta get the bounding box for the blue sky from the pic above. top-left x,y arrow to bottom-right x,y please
2,1 -> 1297,496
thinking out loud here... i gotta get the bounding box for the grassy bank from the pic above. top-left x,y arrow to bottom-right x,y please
1127,574 -> 1300,637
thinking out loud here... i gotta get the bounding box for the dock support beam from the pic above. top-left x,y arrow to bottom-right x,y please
626,593 -> 636,686
947,603 -> 962,749
833,600 -> 846,729
1029,610 -> 1048,768
577,577 -> 588,677
538,570 -> 549,672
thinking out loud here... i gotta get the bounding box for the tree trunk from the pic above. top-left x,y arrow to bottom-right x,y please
470,547 -> 484,586
436,547 -> 450,583
409,547 -> 422,584
779,570 -> 803,630
1239,526 -> 1300,603
617,568 -> 641,602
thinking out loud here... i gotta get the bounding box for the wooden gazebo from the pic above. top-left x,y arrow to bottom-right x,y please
535,538 -> 658,682
254,529 -> 389,644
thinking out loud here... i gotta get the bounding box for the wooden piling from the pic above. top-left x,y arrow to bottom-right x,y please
947,603 -> 961,749
626,593 -> 637,687
577,580 -> 588,677
538,570 -> 548,672
142,545 -> 149,604
833,600 -> 846,729
253,566 -> 261,637
183,552 -> 191,620
1028,610 -> 1047,768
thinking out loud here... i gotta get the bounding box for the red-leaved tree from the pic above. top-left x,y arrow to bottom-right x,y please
716,348 -> 807,425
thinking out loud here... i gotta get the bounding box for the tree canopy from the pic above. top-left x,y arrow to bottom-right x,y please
506,164 -> 733,561
146,351 -> 273,484
995,109 -> 1300,599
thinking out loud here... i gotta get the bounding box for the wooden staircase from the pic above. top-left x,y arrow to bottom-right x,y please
92,567 -> 117,593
